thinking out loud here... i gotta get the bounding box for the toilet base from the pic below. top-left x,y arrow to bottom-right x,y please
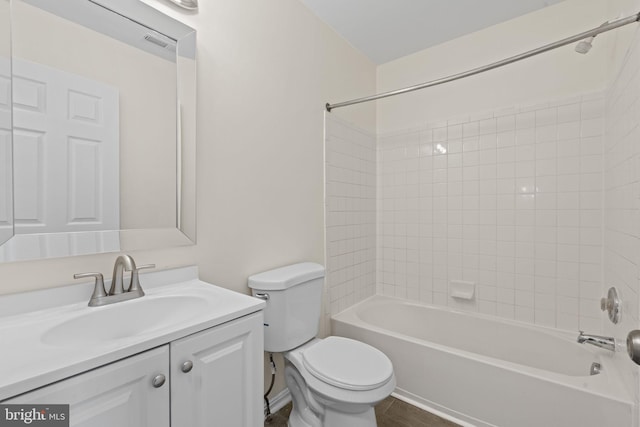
284,360 -> 380,427
323,407 -> 377,427
288,407 -> 376,427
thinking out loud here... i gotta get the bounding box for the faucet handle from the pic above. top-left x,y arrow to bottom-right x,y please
601,287 -> 621,324
129,264 -> 155,295
74,272 -> 107,306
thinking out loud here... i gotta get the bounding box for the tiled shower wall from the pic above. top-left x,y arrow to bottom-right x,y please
324,115 -> 376,329
604,25 -> 640,394
325,59 -> 640,336
377,94 -> 605,331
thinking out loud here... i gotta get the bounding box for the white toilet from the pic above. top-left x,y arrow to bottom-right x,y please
248,262 -> 395,427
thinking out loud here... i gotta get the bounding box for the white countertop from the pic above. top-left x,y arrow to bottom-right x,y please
0,266 -> 264,400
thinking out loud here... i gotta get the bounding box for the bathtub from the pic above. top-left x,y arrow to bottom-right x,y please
332,295 -> 633,427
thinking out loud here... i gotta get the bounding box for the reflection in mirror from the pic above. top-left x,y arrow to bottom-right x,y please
0,0 -> 12,248
0,0 -> 196,262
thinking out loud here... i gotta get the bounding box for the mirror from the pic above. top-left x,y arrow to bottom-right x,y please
0,0 -> 196,262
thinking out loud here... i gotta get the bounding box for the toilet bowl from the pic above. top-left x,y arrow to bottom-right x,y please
248,262 -> 395,427
284,337 -> 396,427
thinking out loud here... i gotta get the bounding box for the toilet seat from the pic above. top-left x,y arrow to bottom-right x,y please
302,336 -> 393,391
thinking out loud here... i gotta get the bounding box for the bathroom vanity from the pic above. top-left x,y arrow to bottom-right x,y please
0,266 -> 265,427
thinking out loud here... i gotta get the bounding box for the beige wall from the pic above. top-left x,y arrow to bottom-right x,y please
139,0 -> 376,293
376,0 -> 613,134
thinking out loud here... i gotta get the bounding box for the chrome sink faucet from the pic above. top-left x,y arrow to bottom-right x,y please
577,331 -> 615,352
74,255 -> 155,307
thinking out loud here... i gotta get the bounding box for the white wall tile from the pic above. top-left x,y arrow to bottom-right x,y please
325,116 -> 377,323
375,93 -> 605,331
602,29 -> 640,402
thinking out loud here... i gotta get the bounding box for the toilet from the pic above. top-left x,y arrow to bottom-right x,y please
248,262 -> 395,427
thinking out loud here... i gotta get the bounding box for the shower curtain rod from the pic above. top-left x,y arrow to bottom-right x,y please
325,12 -> 640,112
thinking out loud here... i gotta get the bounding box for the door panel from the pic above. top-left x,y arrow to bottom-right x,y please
5,346 -> 170,427
170,313 -> 264,427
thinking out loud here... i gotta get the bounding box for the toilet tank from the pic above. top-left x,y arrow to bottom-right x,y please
248,262 -> 325,352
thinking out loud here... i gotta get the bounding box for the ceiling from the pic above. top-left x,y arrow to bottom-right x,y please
299,0 -> 564,64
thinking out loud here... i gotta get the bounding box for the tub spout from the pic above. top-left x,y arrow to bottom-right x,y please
577,331 -> 615,352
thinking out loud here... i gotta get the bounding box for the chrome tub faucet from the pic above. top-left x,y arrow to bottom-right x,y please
577,331 -> 615,352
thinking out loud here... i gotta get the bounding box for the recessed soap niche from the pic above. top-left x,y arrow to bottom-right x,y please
450,280 -> 475,301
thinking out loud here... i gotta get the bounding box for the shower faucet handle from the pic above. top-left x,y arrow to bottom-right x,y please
600,287 -> 621,324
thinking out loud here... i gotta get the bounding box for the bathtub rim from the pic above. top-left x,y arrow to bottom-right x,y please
331,294 -> 633,405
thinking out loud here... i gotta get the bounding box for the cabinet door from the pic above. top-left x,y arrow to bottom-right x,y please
171,312 -> 264,427
6,346 -> 170,427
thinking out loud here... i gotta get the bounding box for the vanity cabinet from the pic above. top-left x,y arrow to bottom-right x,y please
5,312 -> 263,427
6,346 -> 170,427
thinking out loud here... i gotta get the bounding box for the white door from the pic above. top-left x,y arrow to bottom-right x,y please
12,58 -> 119,234
170,312 -> 264,427
0,56 -> 12,245
5,346 -> 170,427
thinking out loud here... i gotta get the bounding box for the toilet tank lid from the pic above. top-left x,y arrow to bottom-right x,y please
248,262 -> 325,291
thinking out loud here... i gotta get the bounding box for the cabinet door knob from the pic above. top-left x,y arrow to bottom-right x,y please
181,360 -> 193,373
152,374 -> 166,388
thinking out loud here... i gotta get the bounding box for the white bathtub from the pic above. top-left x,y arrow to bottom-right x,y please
332,295 -> 633,427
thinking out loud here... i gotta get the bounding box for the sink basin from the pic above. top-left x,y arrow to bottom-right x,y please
42,295 -> 208,346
